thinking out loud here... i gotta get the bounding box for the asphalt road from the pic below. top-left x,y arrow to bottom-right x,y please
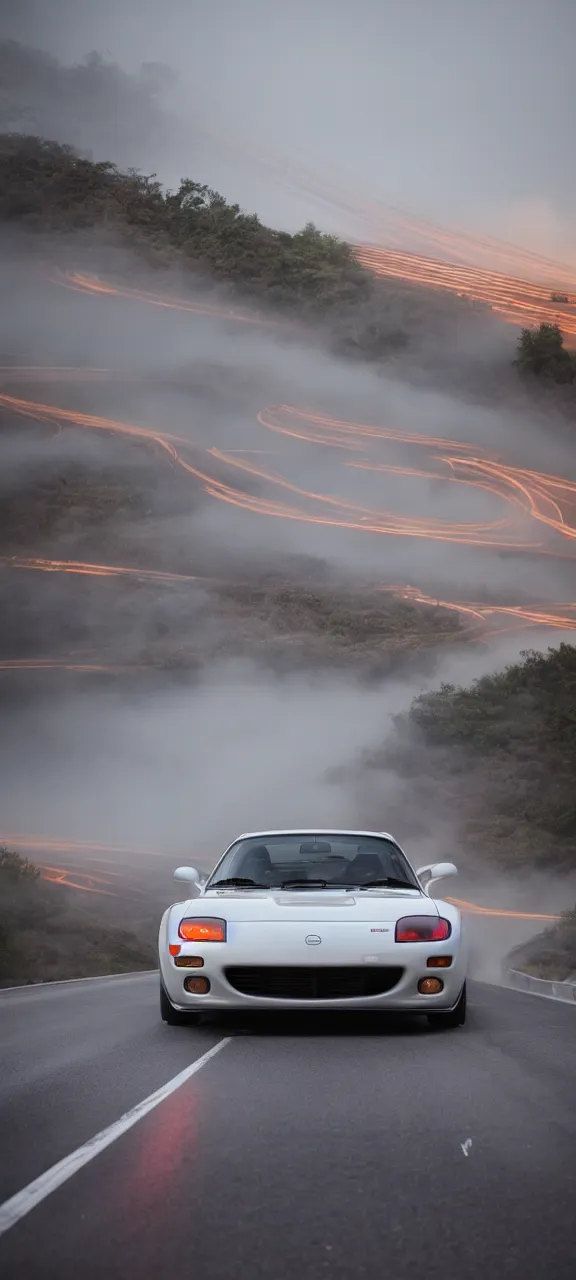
1,975 -> 575,1279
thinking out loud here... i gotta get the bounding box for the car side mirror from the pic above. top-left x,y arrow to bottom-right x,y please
416,862 -> 458,893
174,865 -> 201,886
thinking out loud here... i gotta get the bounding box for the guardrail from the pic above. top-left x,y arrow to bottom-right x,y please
506,967 -> 576,1003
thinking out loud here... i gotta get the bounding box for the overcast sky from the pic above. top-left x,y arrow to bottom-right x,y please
2,0 -> 575,257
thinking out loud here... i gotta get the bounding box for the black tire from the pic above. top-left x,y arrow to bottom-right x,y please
427,981 -> 466,1029
160,981 -> 201,1026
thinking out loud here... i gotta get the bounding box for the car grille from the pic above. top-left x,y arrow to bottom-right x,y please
224,965 -> 404,1000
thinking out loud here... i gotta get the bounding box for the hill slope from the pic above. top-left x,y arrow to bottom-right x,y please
0,848 -> 155,986
361,643 -> 576,873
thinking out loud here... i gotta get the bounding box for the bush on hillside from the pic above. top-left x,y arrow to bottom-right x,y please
509,907 -> 576,981
0,846 -> 155,985
0,134 -> 371,314
363,644 -> 576,872
515,323 -> 576,385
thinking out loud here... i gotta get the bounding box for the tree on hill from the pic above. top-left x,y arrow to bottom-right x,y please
0,40 -> 174,171
515,322 -> 576,384
0,134 -> 371,314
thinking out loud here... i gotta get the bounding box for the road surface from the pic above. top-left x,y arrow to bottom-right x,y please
0,974 -> 575,1278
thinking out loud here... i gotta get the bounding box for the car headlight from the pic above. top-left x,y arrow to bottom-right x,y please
178,917 -> 227,942
395,915 -> 451,942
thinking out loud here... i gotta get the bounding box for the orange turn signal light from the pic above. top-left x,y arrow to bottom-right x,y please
178,917 -> 226,943
174,956 -> 204,968
427,956 -> 452,968
418,977 -> 444,995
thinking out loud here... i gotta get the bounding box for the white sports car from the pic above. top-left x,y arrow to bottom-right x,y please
158,830 -> 467,1028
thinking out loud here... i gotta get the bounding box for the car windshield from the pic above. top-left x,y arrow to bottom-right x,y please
207,834 -> 420,890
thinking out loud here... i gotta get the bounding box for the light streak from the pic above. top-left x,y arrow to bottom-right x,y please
448,897 -> 561,921
1,390 -> 576,632
354,245 -> 576,342
51,270 -> 278,329
192,125 -> 576,337
0,554 -> 200,585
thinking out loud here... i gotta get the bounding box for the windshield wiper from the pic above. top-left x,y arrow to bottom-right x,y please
359,877 -> 418,890
210,877 -> 268,889
280,879 -> 328,889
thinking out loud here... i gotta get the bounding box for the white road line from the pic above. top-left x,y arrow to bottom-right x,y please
0,1037 -> 230,1239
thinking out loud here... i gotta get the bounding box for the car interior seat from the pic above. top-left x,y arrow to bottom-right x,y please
338,852 -> 384,883
239,843 -> 273,882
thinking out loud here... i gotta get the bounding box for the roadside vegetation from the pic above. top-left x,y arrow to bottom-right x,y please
0,133 -> 370,316
516,323 -> 576,386
0,126 -> 498,365
363,644 -> 576,873
2,39 -> 575,389
0,847 -> 155,987
509,908 -> 576,982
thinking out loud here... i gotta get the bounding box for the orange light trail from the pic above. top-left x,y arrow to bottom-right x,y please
447,897 -> 561,922
198,124 -> 576,283
0,553 -> 201,585
36,864 -> 123,896
0,834 -> 168,858
51,258 -> 576,346
377,585 -> 576,637
2,388 -> 576,634
354,245 -> 576,342
5,271 -> 573,921
0,834 -> 172,896
193,126 -> 576,339
0,365 -> 123,384
2,828 -> 564,916
51,270 -> 279,329
254,404 -> 576,549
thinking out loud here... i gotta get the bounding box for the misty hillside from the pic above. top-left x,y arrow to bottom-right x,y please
0,40 -> 176,173
0,848 -> 155,986
0,390 -> 466,677
359,644 -> 576,873
0,133 -> 370,313
1,559 -> 465,683
0,126 -> 505,371
2,39 -> 575,410
0,36 -> 575,993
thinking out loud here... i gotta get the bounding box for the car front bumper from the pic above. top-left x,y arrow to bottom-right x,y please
159,942 -> 467,1013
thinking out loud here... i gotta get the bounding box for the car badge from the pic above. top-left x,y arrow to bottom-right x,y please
305,934 -> 322,945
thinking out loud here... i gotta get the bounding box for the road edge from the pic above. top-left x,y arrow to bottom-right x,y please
0,969 -> 158,996
504,967 -> 576,1004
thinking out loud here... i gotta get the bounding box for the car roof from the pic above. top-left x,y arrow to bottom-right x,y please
231,829 -> 398,841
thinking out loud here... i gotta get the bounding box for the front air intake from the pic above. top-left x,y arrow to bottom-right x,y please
225,966 -> 403,1000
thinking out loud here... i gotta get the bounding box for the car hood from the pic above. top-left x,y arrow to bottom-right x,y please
178,888 -> 440,923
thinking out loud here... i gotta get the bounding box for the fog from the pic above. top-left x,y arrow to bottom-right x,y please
0,231 -> 574,960
2,0 -> 575,259
1,5 -> 575,977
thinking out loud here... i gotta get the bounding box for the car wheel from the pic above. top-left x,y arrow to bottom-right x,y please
160,981 -> 201,1026
427,981 -> 466,1029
